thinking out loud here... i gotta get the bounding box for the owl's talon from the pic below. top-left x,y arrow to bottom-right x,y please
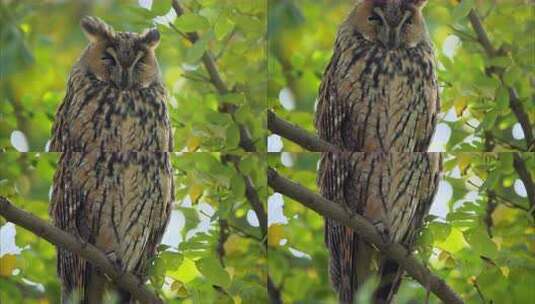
105,251 -> 126,274
372,221 -> 392,244
79,238 -> 89,249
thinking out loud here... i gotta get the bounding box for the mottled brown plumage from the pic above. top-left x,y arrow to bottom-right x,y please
50,16 -> 172,152
315,1 -> 440,303
49,16 -> 173,303
315,0 -> 438,152
319,152 -> 441,303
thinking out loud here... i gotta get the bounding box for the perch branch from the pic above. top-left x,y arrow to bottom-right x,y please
467,8 -> 534,150
267,110 -> 337,152
0,197 -> 162,304
171,0 -> 256,151
267,168 -> 464,304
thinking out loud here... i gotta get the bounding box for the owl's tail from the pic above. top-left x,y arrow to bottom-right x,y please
373,259 -> 404,304
326,220 -> 373,304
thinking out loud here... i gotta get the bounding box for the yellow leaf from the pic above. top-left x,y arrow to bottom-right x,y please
500,266 -> 510,277
171,280 -> 189,298
224,234 -> 245,256
0,254 -> 16,277
233,296 -> 242,304
268,224 -> 285,247
189,183 -> 204,203
492,205 -> 516,226
437,228 -> 468,253
456,154 -> 472,171
187,136 -> 201,152
454,97 -> 468,117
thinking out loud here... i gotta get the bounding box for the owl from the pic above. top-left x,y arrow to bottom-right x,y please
314,0 -> 439,152
49,17 -> 173,303
315,0 -> 440,303
319,152 -> 441,303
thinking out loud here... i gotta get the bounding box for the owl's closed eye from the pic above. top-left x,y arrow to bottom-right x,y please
351,0 -> 428,49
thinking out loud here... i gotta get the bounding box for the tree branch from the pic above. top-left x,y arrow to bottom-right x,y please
171,0 -> 256,152
267,168 -> 464,304
267,275 -> 283,304
467,8 -> 534,150
223,155 -> 267,238
0,197 -> 162,304
512,153 -> 535,218
267,110 -> 337,152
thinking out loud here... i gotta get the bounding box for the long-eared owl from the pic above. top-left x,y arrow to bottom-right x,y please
314,1 -> 441,303
49,16 -> 173,303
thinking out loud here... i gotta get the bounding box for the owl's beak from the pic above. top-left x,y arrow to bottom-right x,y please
387,30 -> 400,50
119,71 -> 129,89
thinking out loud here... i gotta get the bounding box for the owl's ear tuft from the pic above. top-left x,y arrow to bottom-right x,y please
80,16 -> 114,43
140,28 -> 160,50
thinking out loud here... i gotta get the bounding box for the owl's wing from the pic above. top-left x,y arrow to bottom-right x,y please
374,153 -> 442,303
132,155 -> 174,279
314,33 -> 351,150
415,46 -> 441,152
320,153 -> 371,303
49,87 -> 75,152
51,152 -> 93,303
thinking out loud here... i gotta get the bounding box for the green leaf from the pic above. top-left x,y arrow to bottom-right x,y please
220,93 -> 246,105
239,155 -> 256,175
224,123 -> 241,149
429,222 -> 452,242
495,86 -> 509,111
452,0 -> 475,21
175,13 -> 210,32
464,227 -> 498,259
150,0 -> 171,16
215,17 -> 234,40
185,36 -> 209,63
230,173 -> 246,197
195,257 -> 231,289
179,207 -> 200,235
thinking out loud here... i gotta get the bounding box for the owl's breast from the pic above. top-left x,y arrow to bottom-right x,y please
62,151 -> 173,271
335,43 -> 438,151
57,81 -> 172,151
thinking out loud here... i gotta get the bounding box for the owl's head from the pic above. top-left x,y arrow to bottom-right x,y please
78,16 -> 161,90
350,0 -> 429,49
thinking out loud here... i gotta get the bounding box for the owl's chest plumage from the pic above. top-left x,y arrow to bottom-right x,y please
52,151 -> 173,272
51,71 -> 172,152
316,29 -> 439,152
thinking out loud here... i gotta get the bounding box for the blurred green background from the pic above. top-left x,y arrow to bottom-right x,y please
268,0 -> 534,152
0,0 -> 266,152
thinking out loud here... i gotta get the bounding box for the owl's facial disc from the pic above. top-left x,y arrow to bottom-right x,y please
371,7 -> 412,50
103,47 -> 145,90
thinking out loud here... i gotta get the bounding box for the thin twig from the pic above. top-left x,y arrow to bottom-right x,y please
267,110 -> 337,152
